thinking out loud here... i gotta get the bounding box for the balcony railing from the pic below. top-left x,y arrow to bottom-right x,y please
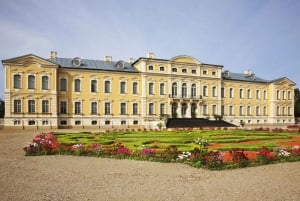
169,94 -> 202,99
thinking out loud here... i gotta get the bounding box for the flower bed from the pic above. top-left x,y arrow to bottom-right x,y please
23,133 -> 300,170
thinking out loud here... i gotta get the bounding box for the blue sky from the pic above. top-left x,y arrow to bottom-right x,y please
1,0 -> 300,99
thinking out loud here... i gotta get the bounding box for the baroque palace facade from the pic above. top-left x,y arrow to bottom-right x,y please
2,52 -> 295,129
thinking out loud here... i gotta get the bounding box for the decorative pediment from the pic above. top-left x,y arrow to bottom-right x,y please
170,55 -> 201,64
272,77 -> 296,86
2,54 -> 58,68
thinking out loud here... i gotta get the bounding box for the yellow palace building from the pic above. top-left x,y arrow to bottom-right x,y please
2,52 -> 295,129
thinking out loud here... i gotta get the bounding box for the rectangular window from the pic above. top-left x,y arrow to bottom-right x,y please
60,101 -> 67,114
221,88 -> 225,98
91,80 -> 97,93
28,75 -> 35,89
74,79 -> 81,92
160,66 -> 165,71
221,105 -> 225,115
74,102 -> 81,114
149,83 -> 154,95
288,91 -> 291,100
14,100 -> 21,113
120,81 -> 126,94
60,78 -> 67,91
133,103 -> 138,115
264,90 -> 267,100
105,81 -> 110,93
239,106 -> 243,116
42,100 -> 49,113
149,103 -> 154,115
263,106 -> 267,116
256,106 -> 260,116
13,74 -> 21,89
256,90 -> 260,99
212,105 -> 217,115
229,106 -> 233,116
239,89 -> 244,99
212,86 -> 217,97
91,102 -> 97,114
160,83 -> 165,95
121,103 -> 126,115
276,90 -> 280,100
105,102 -> 110,115
132,82 -> 138,94
247,106 -> 251,116
203,86 -> 208,97
28,100 -> 35,113
229,88 -> 234,98
42,76 -> 49,90
160,103 -> 165,115
247,89 -> 251,99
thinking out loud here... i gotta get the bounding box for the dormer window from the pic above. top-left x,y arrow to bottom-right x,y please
116,61 -> 125,68
148,65 -> 154,71
72,57 -> 81,67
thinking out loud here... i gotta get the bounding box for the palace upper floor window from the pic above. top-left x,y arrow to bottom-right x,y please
74,79 -> 81,92
132,82 -> 138,94
148,65 -> 154,71
203,70 -> 207,75
60,78 -> 67,92
229,88 -> 234,98
160,66 -> 165,71
212,86 -> 217,97
14,99 -> 21,113
247,89 -> 251,99
13,74 -> 21,89
120,103 -> 126,115
105,102 -> 111,115
60,101 -> 67,114
91,80 -> 97,93
172,83 -> 177,97
133,103 -> 138,115
212,71 -> 216,76
191,84 -> 196,97
192,69 -> 197,74
172,68 -> 177,73
74,102 -> 81,114
42,76 -> 49,90
28,75 -> 35,89
182,69 -> 187,73
91,102 -> 97,114
149,83 -> 154,95
28,100 -> 35,113
120,81 -> 126,94
104,80 -> 111,93
160,83 -> 165,95
42,100 -> 49,113
239,89 -> 244,99
203,86 -> 208,97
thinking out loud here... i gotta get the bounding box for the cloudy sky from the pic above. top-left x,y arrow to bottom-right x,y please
1,0 -> 300,99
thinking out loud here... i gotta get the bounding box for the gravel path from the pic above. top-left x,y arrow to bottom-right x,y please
0,130 -> 300,201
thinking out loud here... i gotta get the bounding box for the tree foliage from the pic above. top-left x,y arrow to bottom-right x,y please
294,88 -> 300,117
0,99 -> 4,118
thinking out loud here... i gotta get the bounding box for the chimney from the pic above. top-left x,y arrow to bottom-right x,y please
49,51 -> 57,59
128,58 -> 135,64
244,70 -> 252,75
147,52 -> 155,59
105,56 -> 112,62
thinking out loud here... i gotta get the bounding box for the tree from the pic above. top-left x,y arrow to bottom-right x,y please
295,88 -> 300,117
0,99 -> 4,118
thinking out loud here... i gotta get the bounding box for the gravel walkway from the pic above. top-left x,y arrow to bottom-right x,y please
0,130 -> 300,201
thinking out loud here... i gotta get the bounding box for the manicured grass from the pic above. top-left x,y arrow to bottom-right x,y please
54,130 -> 300,152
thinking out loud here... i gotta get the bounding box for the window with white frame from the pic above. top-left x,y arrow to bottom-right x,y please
13,74 -> 21,89
42,76 -> 49,90
212,105 -> 217,115
256,106 -> 260,116
247,106 -> 251,116
120,81 -> 126,94
160,66 -> 165,71
14,99 -> 21,113
239,89 -> 244,99
74,79 -> 81,92
263,106 -> 267,116
191,84 -> 197,98
212,86 -> 217,97
149,83 -> 154,95
60,78 -> 67,91
133,103 -> 138,115
132,82 -> 138,94
60,101 -> 67,114
172,68 -> 177,73
74,102 -> 81,114
160,83 -> 165,95
182,69 -> 187,73
121,120 -> 126,125
28,75 -> 35,89
149,103 -> 154,115
247,89 -> 251,99
104,80 -> 111,93
192,69 -> 197,74
203,105 -> 208,115
91,102 -> 97,114
28,100 -> 35,113
120,103 -> 126,115
239,106 -> 243,116
105,102 -> 110,115
264,90 -> 267,100
160,103 -> 165,115
221,87 -> 225,98
14,120 -> 21,125
288,91 -> 291,100
28,120 -> 35,125
282,91 -> 286,100
42,120 -> 48,125
105,120 -> 110,125
229,88 -> 234,98
172,83 -> 177,97
221,105 -> 225,115
256,90 -> 260,99
276,90 -> 280,100
276,106 -> 280,115
91,80 -> 97,93
148,65 -> 154,71
229,106 -> 233,116
42,100 -> 49,113
203,86 -> 208,97
203,70 -> 207,75
91,120 -> 97,125
182,83 -> 187,98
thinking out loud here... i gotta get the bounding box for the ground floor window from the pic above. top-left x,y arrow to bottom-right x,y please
60,120 -> 67,125
28,120 -> 35,125
91,120 -> 97,125
121,120 -> 126,125
75,120 -> 81,125
42,120 -> 48,125
105,120 -> 110,125
133,120 -> 138,125
14,120 -> 21,125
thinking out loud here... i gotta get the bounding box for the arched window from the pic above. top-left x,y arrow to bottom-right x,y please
91,80 -> 97,93
172,83 -> 177,97
133,103 -> 138,115
160,83 -> 165,95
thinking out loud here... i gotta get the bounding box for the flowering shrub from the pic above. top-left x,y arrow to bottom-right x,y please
257,146 -> 274,164
141,148 -> 156,156
204,151 -> 225,169
72,144 -> 85,151
23,132 -> 58,155
117,147 -> 131,155
229,149 -> 249,168
292,146 -> 300,156
177,151 -> 191,160
194,137 -> 210,148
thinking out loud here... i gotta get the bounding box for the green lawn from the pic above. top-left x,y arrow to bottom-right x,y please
54,129 -> 299,151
